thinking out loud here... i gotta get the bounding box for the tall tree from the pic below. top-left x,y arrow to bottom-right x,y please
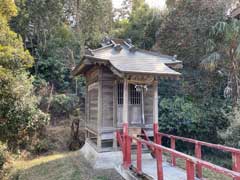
0,0 -> 49,150
157,0 -> 229,100
202,19 -> 240,106
11,0 -> 82,92
11,0 -> 113,90
79,0 -> 113,47
113,0 -> 161,49
153,0 -> 233,142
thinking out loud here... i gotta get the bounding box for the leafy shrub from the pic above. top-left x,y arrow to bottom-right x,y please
159,97 -> 201,136
30,138 -> 52,155
0,72 -> 50,151
0,142 -> 7,170
159,96 -> 229,142
49,94 -> 79,117
221,108 -> 240,148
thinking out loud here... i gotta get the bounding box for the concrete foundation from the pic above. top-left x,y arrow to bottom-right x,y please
80,142 -> 195,180
80,141 -> 123,169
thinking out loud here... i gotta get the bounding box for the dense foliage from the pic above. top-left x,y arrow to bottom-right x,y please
0,0 -> 49,150
1,0 -> 240,165
112,0 -> 240,146
159,96 -> 230,142
154,0 -> 233,143
202,19 -> 240,106
0,142 -> 7,172
113,0 -> 161,49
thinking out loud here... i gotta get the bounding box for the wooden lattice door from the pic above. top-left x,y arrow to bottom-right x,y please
117,83 -> 142,126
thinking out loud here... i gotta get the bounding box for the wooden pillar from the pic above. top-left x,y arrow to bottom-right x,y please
123,78 -> 131,168
153,80 -> 159,143
85,84 -> 88,141
113,80 -> 118,151
123,79 -> 129,126
97,68 -> 103,151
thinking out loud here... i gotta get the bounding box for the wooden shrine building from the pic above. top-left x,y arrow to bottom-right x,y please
72,38 -> 182,152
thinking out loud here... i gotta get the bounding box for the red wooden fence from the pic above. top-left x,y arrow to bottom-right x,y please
157,132 -> 240,179
116,131 -> 240,180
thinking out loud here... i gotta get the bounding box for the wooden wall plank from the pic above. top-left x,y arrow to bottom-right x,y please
102,68 -> 115,128
97,67 -> 103,151
144,84 -> 154,125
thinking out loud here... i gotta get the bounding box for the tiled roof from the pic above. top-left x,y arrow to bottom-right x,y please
72,39 -> 182,77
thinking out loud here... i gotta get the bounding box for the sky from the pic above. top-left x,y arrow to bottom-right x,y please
112,0 -> 166,10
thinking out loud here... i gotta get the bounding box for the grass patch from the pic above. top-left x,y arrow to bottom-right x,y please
163,152 -> 231,180
7,151 -> 122,180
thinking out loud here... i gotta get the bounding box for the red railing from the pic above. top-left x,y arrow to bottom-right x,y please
116,130 -> 240,180
157,132 -> 240,179
131,136 -> 240,180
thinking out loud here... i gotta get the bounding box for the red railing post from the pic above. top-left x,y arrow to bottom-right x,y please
170,136 -> 176,166
158,134 -> 162,145
186,160 -> 195,180
126,136 -> 131,167
156,148 -> 164,180
137,141 -> 142,174
153,123 -> 159,143
123,123 -> 131,168
195,142 -> 202,178
232,152 -> 240,172
234,176 -> 240,180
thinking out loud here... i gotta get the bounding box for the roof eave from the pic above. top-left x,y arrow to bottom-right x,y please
166,62 -> 183,69
72,55 -> 110,76
122,71 -> 181,80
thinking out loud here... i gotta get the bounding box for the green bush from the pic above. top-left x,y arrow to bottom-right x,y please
0,72 -> 50,151
49,94 -> 79,117
0,142 -> 7,170
159,96 -> 201,136
221,108 -> 240,148
159,96 -> 229,142
30,138 -> 52,155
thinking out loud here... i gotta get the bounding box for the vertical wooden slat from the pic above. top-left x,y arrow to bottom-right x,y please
156,148 -> 164,180
171,136 -> 176,166
158,134 -> 162,145
195,142 -> 202,178
186,160 -> 195,180
123,79 -> 130,168
123,79 -> 129,124
97,68 -> 102,152
85,84 -> 89,140
232,152 -> 240,172
137,141 -> 142,174
153,80 -> 159,146
113,81 -> 117,151
153,81 -> 158,124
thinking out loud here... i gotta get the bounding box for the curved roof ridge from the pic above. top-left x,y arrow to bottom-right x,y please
72,38 -> 183,77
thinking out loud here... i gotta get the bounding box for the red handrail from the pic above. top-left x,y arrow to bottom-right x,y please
158,132 -> 240,153
157,132 -> 240,178
130,136 -> 240,180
